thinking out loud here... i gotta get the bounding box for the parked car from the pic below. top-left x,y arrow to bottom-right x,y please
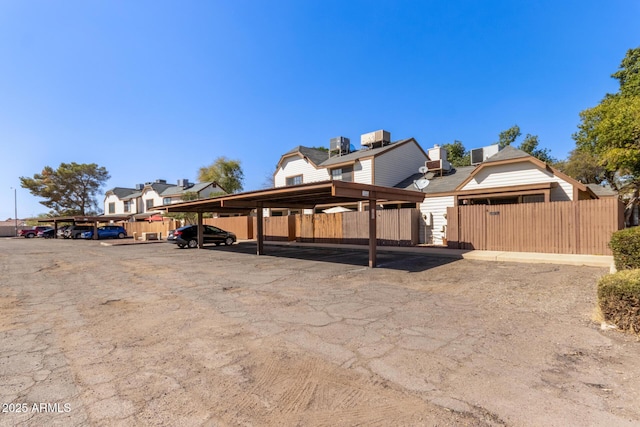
64,225 -> 94,239
57,225 -> 71,238
167,225 -> 236,248
37,228 -> 55,238
19,226 -> 50,238
80,225 -> 127,240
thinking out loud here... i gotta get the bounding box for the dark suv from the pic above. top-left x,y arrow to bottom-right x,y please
65,225 -> 94,239
167,225 -> 236,248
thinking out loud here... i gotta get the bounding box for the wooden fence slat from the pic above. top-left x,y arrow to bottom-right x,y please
448,199 -> 623,255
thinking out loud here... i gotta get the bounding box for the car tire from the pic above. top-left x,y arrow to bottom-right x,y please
178,244 -> 185,249
117,232 -> 125,239
225,237 -> 234,246
187,239 -> 198,248
26,233 -> 35,238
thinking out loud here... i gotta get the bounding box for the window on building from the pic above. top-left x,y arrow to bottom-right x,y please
145,199 -> 154,211
331,166 -> 353,182
163,197 -> 172,205
123,201 -> 130,213
108,203 -> 115,214
286,175 -> 303,186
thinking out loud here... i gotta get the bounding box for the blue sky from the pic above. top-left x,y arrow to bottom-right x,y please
1,1 -> 638,219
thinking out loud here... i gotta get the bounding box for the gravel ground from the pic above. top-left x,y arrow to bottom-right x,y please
0,238 -> 639,426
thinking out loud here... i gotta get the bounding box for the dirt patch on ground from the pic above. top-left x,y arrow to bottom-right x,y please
0,239 -> 639,426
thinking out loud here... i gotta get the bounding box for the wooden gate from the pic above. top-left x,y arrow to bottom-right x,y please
296,209 -> 419,246
446,199 -> 625,255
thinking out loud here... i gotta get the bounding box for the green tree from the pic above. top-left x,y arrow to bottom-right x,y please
310,146 -> 329,152
496,125 -> 556,164
198,156 -> 244,194
573,47 -> 640,225
20,162 -> 110,216
518,134 -> 556,164
441,140 -> 470,167
612,47 -> 640,96
181,191 -> 199,202
497,125 -> 521,148
557,149 -> 608,185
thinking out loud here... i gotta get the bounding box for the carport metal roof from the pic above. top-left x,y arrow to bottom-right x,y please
37,215 -> 132,239
157,180 -> 425,267
38,215 -> 132,224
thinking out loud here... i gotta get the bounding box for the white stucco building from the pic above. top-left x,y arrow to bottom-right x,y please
104,179 -> 226,219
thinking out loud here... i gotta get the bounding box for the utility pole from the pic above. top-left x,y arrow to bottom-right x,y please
10,187 -> 17,236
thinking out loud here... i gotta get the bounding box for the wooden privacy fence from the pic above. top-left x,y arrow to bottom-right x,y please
0,226 -> 21,237
121,209 -> 420,246
261,209 -> 420,246
446,198 -> 625,255
255,216 -> 296,242
123,217 -> 254,240
123,220 -> 179,239
204,217 -> 254,240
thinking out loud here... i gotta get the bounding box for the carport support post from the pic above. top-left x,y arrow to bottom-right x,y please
256,202 -> 264,255
93,221 -> 98,240
197,211 -> 204,249
369,198 -> 377,268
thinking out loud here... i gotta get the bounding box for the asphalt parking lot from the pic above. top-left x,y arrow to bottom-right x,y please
1,238 -> 639,426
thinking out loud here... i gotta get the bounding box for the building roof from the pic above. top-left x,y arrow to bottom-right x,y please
281,146 -> 330,166
394,166 -> 476,194
320,138 -> 415,167
107,187 -> 138,199
586,183 -> 618,197
121,191 -> 142,201
483,145 -> 531,163
109,181 -> 222,200
159,181 -> 217,197
149,182 -> 174,194
278,138 -> 424,171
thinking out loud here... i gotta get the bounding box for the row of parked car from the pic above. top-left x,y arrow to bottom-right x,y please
19,225 -> 127,240
19,224 -> 238,247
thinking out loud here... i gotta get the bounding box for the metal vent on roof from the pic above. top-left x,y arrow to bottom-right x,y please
329,136 -> 351,157
470,144 -> 501,165
470,148 -> 484,165
360,130 -> 390,148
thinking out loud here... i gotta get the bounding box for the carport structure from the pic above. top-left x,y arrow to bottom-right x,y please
37,215 -> 131,239
157,180 -> 425,267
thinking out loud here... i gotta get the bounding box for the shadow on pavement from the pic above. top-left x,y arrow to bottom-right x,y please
179,241 -> 460,273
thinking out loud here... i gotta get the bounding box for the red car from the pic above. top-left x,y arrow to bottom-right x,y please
19,226 -> 51,238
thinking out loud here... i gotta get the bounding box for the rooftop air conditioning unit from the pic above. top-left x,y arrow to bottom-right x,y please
427,144 -> 448,162
470,144 -> 501,165
360,130 -> 391,147
426,160 -> 442,171
470,148 -> 484,165
135,183 -> 144,191
330,136 -> 351,154
425,159 -> 451,176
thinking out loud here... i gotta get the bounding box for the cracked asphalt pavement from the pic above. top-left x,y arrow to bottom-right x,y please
1,238 -> 639,426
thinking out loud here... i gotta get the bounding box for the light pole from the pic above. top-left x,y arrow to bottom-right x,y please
10,187 -> 17,236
